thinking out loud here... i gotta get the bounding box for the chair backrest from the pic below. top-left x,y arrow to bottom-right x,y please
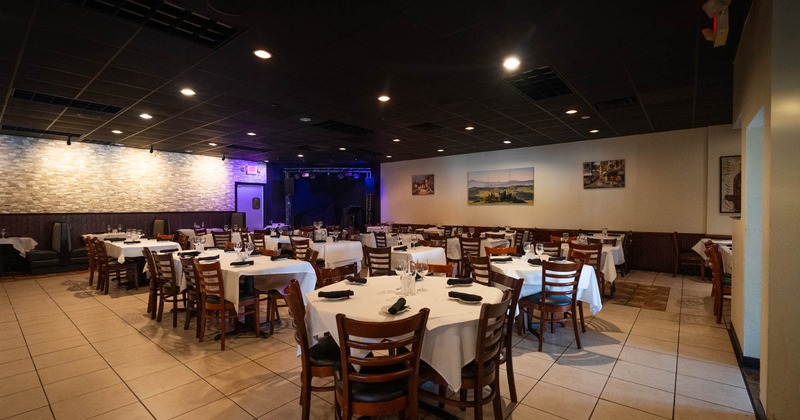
468,254 -> 491,285
230,212 -> 246,230
156,233 -> 175,241
211,231 -> 232,248
194,228 -> 207,236
240,232 -> 251,243
485,246 -> 516,256
427,263 -> 457,277
534,241 -> 562,258
489,272 -> 523,361
473,295 -> 512,385
316,262 -> 359,288
194,259 -> 226,305
374,231 -> 388,248
704,243 -> 726,290
458,236 -> 482,260
152,219 -> 169,236
290,237 -> 311,260
588,237 -> 617,246
623,231 -> 633,254
179,256 -> 198,293
91,238 -> 110,267
335,308 -> 430,418
514,229 -> 526,251
251,233 -> 267,249
141,246 -> 157,280
365,246 -> 392,276
550,234 -> 576,243
485,232 -> 505,240
541,260 -> 583,303
284,279 -> 314,372
443,226 -> 453,237
152,251 -> 178,283
177,233 -> 190,250
567,242 -> 602,273
261,248 -> 280,256
303,249 -> 320,267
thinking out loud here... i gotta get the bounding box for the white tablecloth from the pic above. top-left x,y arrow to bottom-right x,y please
560,244 -> 619,284
481,230 -> 516,247
446,238 -> 508,260
415,227 -> 444,236
361,232 -> 420,248
82,232 -> 128,241
366,226 -> 391,234
264,235 -> 292,251
104,239 -> 182,264
391,246 -> 446,268
194,232 -> 247,248
692,238 -> 733,273
0,237 -> 38,257
490,257 -> 603,314
310,240 -> 363,271
306,276 -> 503,391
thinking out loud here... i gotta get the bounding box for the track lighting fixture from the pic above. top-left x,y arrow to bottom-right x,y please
222,154 -> 226,161
66,135 -> 72,146
149,144 -> 154,153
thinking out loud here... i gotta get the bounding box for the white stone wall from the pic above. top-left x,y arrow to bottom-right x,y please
0,135 -> 267,213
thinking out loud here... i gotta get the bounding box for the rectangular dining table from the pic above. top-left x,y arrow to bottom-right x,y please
309,240 -> 363,271
306,275 -> 504,391
0,237 -> 38,257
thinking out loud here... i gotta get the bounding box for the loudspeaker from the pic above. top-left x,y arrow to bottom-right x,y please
284,178 -> 294,196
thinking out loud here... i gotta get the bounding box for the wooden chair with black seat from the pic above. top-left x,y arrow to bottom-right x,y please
334,307 -> 430,420
420,294 -> 510,420
673,231 -> 705,278
535,241 -> 563,258
211,231 -> 232,249
365,246 -> 392,276
83,236 -> 97,287
152,251 -> 186,328
489,271 -> 524,402
315,262 -> 359,289
513,229 -> 526,253
179,255 -> 202,337
704,243 -> 732,324
374,231 -> 389,248
193,258 -> 259,350
284,279 -> 340,420
567,242 -> 607,297
519,259 -> 585,352
468,253 -> 491,285
92,238 -> 136,294
458,236 -> 482,277
251,232 -> 267,251
290,236 -> 311,260
427,263 -> 457,277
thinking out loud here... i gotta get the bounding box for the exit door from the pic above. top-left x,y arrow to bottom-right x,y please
235,183 -> 265,230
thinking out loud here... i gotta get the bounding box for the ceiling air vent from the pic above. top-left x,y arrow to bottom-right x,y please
1,125 -> 81,138
593,96 -> 639,111
63,0 -> 240,49
312,120 -> 373,136
407,122 -> 443,132
502,66 -> 572,101
225,144 -> 271,153
12,89 -> 122,114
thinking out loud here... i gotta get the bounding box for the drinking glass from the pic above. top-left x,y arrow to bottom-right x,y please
562,233 -> 569,243
233,241 -> 242,253
535,243 -> 544,258
394,259 -> 407,275
245,242 -> 254,255
416,260 -> 429,292
505,225 -> 511,232
578,233 -> 587,244
524,242 -> 533,255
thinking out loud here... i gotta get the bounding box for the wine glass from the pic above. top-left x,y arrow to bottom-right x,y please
523,241 -> 533,255
245,242 -> 255,257
106,224 -> 111,233
224,224 -> 229,232
0,228 -> 5,238
416,260 -> 429,292
332,230 -> 340,242
562,233 -> 569,243
394,259 -> 407,275
411,234 -> 418,248
535,243 -> 544,259
232,224 -> 238,232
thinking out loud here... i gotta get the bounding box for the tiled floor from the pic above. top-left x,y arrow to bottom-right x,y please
0,270 -> 754,419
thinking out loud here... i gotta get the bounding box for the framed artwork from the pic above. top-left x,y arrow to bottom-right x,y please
720,155 -> 742,213
412,174 -> 434,195
467,167 -> 534,205
583,159 -> 625,189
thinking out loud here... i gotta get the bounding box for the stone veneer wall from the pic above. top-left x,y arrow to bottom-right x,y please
0,135 -> 267,213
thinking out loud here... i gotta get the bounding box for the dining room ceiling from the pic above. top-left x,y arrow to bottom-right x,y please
0,0 -> 751,165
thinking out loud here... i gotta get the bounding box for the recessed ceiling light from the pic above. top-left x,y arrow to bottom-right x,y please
465,126 -> 474,131
503,140 -> 512,144
589,129 -> 600,133
565,109 -> 578,114
111,130 -> 122,134
339,147 -> 346,151
437,149 -> 444,152
581,115 -> 591,120
246,132 -> 256,136
208,142 -> 218,146
180,88 -> 196,96
185,150 -> 192,153
503,56 -> 521,71
297,154 -> 304,158
378,95 -> 390,102
299,117 -> 312,122
392,138 -> 401,142
386,155 -> 392,158
253,49 -> 272,59
139,113 -> 152,119
264,160 -> 269,163
114,143 -> 123,146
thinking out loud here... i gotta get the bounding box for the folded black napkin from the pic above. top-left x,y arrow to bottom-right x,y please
528,259 -> 543,266
106,238 -> 125,242
447,278 -> 473,285
490,256 -> 513,262
551,256 -> 566,261
230,260 -> 255,266
270,256 -> 288,261
270,234 -> 281,238
415,273 -> 423,281
198,255 -> 219,261
318,290 -> 354,299
92,231 -> 106,234
159,248 -> 179,253
509,253 -> 523,257
388,298 -> 407,314
393,245 -> 408,251
178,250 -> 201,256
345,276 -> 367,284
123,241 -> 141,244
448,291 -> 483,302
313,240 -> 325,243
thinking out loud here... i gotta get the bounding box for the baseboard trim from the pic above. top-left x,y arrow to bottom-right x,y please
729,325 -> 765,419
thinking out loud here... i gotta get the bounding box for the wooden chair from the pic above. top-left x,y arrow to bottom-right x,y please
468,254 -> 491,285
442,226 -> 453,237
705,244 -> 732,324
290,237 -> 311,260
672,231 -> 705,278
177,232 -> 190,250
550,234 -> 576,243
284,280 -> 339,420
485,246 -> 516,256
193,228 -> 207,236
315,262 -> 359,288
489,271 -> 524,402
534,241 -> 562,258
513,229 -> 526,253
420,295 -> 510,420
334,308 -> 430,420
152,251 -> 186,328
152,218 -> 170,236
458,236 -> 482,277
193,259 -> 260,350
211,231 -> 232,249
179,256 -> 202,337
365,246 -> 392,276
156,233 -> 175,241
616,231 -> 633,276
84,236 -> 97,286
251,232 -> 267,250
519,260 -> 584,351
374,231 -> 388,248
92,238 -> 136,294
427,263 -> 457,277
260,248 -> 280,257
567,242 -> 606,297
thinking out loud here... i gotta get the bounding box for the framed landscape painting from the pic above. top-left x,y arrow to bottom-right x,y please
467,167 -> 534,205
583,159 -> 625,189
412,174 -> 434,195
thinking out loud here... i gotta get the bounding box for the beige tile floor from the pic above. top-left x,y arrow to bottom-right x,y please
0,270 -> 754,419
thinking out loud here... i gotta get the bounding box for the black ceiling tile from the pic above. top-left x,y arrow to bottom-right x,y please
87,80 -> 151,100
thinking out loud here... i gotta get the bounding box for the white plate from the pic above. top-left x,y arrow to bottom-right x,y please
449,297 -> 482,304
381,304 -> 410,315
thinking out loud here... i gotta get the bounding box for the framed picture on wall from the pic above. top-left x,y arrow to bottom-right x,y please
467,167 -> 534,205
412,174 -> 434,195
720,155 -> 742,213
583,159 -> 625,188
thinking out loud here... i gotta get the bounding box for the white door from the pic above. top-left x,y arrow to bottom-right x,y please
236,183 -> 264,230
